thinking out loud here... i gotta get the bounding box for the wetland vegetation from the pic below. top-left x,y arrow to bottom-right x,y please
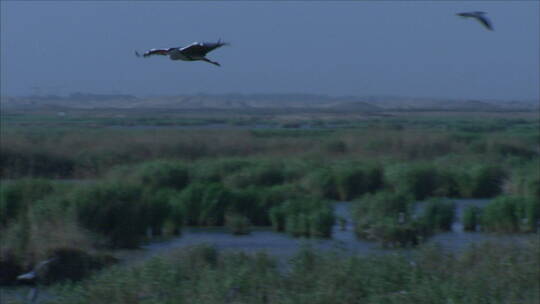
1,105 -> 538,302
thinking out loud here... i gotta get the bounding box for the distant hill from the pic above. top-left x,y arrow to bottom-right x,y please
1,93 -> 538,112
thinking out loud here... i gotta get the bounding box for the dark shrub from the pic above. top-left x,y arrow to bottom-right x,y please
364,164 -> 385,193
225,213 -> 251,235
334,166 -> 367,201
364,218 -> 421,247
0,253 -> 23,285
469,165 -> 506,198
269,205 -> 286,232
354,191 -> 413,220
353,191 -> 425,246
433,170 -> 461,197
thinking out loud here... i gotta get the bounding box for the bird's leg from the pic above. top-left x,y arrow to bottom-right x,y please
202,58 -> 221,67
27,287 -> 39,304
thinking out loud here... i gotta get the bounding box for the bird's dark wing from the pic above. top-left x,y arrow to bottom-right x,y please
475,15 -> 493,30
456,12 -> 473,17
180,41 -> 229,57
136,48 -> 170,58
34,258 -> 56,272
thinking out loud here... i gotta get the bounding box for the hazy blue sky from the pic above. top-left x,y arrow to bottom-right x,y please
1,1 -> 539,100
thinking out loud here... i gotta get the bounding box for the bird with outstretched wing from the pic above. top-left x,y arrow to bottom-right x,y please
457,11 -> 493,31
136,40 -> 229,66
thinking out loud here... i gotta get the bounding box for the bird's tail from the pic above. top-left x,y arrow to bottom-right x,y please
135,50 -> 142,57
217,38 -> 230,47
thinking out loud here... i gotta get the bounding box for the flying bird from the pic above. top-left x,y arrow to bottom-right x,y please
136,40 -> 229,66
456,11 -> 493,31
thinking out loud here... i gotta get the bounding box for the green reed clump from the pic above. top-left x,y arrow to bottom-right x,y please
173,182 -> 235,226
198,183 -> 235,226
271,197 -> 335,238
0,179 -> 55,226
140,188 -> 175,236
300,168 -> 339,200
417,198 -> 455,232
504,161 -> 540,197
353,191 -> 429,246
353,191 -> 413,220
130,160 -> 190,190
362,217 -> 422,247
333,162 -> 384,200
225,213 -> 252,235
467,164 -> 507,198
385,163 -> 449,200
463,205 -> 482,231
269,205 -> 287,232
480,195 -> 539,232
72,182 -> 149,248
481,196 -> 519,232
228,185 -> 297,226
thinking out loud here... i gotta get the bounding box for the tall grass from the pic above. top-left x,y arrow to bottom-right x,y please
72,182 -> 148,248
48,241 -> 540,304
333,162 -> 384,200
481,195 -> 540,233
0,195 -> 100,284
270,197 -> 335,238
468,165 -> 507,198
0,179 -> 56,226
417,198 -> 455,232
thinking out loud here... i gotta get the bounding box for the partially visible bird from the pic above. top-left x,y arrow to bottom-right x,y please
17,258 -> 57,304
17,258 -> 57,282
456,11 -> 493,31
136,39 -> 229,66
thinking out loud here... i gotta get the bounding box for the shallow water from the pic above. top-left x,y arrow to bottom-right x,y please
139,199 -> 537,261
2,199 -> 536,304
